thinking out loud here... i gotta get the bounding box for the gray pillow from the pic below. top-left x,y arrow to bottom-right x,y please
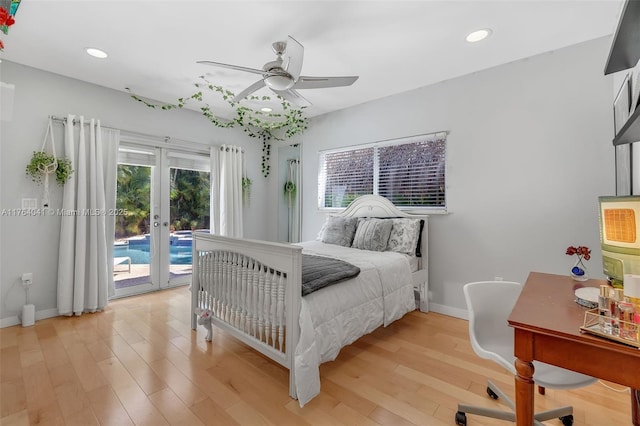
320,216 -> 358,247
351,218 -> 393,251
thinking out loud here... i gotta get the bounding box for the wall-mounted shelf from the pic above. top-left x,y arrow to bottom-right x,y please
614,104 -> 640,145
606,0 -> 640,145
605,0 -> 640,75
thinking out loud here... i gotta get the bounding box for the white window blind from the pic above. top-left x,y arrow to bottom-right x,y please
118,144 -> 155,166
167,151 -> 210,172
318,133 -> 447,211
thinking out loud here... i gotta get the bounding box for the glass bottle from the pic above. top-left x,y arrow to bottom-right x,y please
610,288 -> 623,336
618,300 -> 636,340
598,285 -> 612,334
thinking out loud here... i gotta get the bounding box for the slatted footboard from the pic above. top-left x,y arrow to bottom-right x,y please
191,233 -> 303,399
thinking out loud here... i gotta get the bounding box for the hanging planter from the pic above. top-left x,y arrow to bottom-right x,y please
25,151 -> 73,186
242,176 -> 252,206
284,180 -> 296,208
25,118 -> 74,207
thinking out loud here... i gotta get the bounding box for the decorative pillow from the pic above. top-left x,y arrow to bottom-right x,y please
352,218 -> 393,252
387,218 -> 421,255
320,216 -> 358,247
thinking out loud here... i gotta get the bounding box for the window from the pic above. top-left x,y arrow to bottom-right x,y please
318,133 -> 447,212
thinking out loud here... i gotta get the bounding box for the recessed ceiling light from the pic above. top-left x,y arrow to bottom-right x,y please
261,107 -> 273,112
85,47 -> 108,59
465,29 -> 492,43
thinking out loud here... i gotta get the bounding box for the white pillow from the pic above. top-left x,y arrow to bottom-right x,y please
386,218 -> 421,254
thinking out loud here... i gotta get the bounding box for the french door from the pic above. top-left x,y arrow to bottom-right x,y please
112,143 -> 210,298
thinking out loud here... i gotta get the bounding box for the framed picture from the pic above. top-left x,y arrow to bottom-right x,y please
614,73 -> 632,136
616,143 -> 631,196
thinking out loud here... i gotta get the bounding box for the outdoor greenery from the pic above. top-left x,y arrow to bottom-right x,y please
115,165 -> 151,239
169,168 -> 210,231
115,164 -> 210,239
128,76 -> 309,177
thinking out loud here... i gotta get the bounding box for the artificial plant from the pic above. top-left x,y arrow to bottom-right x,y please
25,151 -> 73,185
128,76 -> 308,177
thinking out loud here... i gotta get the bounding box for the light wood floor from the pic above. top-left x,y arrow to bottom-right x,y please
0,286 -> 633,426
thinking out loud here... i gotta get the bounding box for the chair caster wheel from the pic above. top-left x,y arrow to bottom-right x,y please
560,415 -> 573,426
455,411 -> 467,426
486,386 -> 499,400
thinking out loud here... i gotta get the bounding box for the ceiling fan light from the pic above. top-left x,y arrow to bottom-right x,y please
85,47 -> 108,58
264,74 -> 294,91
261,107 -> 273,112
465,29 -> 492,43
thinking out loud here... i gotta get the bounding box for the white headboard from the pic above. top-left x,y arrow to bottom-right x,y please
334,194 -> 419,219
331,194 -> 428,259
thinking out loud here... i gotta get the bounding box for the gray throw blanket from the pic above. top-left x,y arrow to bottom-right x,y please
302,254 -> 361,296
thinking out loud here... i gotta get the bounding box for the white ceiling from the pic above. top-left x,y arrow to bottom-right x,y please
0,1 -> 625,119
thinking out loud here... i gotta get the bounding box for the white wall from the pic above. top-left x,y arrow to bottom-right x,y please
0,61 -> 279,326
301,37 -> 615,318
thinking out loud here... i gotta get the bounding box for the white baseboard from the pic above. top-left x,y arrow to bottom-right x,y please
0,307 -> 59,328
2,304 -> 469,328
428,302 -> 468,320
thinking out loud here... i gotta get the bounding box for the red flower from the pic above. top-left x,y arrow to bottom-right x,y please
0,39 -> 4,51
0,7 -> 10,26
566,245 -> 591,261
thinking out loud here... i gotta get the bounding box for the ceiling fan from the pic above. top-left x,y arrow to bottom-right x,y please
197,36 -> 359,107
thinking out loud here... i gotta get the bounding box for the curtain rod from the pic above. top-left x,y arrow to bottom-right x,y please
48,115 -> 215,152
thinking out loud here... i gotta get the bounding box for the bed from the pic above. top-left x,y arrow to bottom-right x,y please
190,194 -> 428,406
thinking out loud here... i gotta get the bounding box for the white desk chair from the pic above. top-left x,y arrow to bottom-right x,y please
455,281 -> 597,426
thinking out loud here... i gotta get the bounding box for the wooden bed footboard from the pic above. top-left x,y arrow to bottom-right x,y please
191,233 -> 303,399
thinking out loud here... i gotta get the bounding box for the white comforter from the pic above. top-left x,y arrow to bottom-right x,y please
294,241 -> 416,406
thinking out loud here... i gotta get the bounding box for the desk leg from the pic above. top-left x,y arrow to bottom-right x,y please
515,358 -> 535,426
632,388 -> 640,426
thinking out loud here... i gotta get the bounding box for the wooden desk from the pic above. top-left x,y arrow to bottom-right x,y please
508,272 -> 640,426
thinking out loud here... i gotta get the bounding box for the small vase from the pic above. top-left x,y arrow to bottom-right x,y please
570,256 -> 589,281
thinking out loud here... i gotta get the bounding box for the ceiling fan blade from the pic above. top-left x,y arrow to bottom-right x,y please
273,88 -> 312,107
234,79 -> 266,102
197,60 -> 268,77
284,35 -> 304,81
293,75 -> 359,89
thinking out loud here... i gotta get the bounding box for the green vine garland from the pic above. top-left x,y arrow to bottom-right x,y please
127,76 -> 308,177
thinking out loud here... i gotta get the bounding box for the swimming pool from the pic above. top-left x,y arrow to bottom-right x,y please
113,245 -> 192,264
114,234 -> 193,265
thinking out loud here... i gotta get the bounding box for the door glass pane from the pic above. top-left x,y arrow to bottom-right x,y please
169,167 -> 210,282
113,164 -> 152,289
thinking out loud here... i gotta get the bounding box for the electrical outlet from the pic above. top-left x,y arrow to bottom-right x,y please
21,272 -> 33,286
